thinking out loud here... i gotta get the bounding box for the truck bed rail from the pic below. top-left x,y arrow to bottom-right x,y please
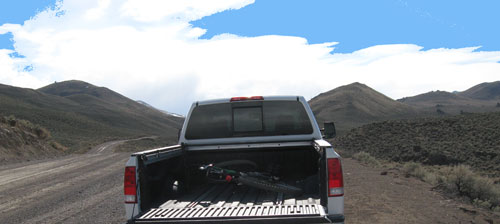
132,145 -> 183,165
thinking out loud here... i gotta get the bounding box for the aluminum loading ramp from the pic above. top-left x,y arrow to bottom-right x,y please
134,184 -> 327,223
137,204 -> 326,223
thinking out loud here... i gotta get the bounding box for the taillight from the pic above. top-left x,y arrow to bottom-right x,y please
230,96 -> 264,102
327,158 -> 344,197
249,96 -> 264,100
124,166 -> 137,203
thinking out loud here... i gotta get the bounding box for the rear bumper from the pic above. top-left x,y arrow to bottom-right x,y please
327,214 -> 345,223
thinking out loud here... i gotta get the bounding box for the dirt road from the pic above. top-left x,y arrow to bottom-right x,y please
0,149 -> 498,223
87,136 -> 157,154
0,152 -> 130,223
0,137 -> 158,224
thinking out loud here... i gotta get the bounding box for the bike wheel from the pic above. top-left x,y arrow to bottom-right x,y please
238,176 -> 303,196
214,160 -> 257,169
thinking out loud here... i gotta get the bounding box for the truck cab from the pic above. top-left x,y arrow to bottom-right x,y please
124,96 -> 344,223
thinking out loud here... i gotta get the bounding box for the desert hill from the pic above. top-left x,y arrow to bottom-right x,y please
0,80 -> 183,151
309,81 -> 500,138
332,111 -> 500,177
308,82 -> 417,135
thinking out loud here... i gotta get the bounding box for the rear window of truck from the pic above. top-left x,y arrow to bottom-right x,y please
185,101 -> 313,139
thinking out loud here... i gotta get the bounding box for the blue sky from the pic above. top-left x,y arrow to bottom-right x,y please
0,0 -> 56,50
1,0 -> 499,114
2,0 -> 500,53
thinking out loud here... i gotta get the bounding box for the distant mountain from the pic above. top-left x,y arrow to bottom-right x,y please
398,82 -> 500,115
0,80 -> 183,151
136,100 -> 184,118
458,81 -> 500,100
308,82 -> 417,135
398,90 -> 474,107
136,100 -> 153,107
160,111 -> 184,118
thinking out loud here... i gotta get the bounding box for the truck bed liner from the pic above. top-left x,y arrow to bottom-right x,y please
136,183 -> 324,222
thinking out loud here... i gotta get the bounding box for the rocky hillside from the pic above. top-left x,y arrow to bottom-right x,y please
0,80 -> 183,151
0,116 -> 66,164
309,82 -> 417,135
332,111 -> 500,177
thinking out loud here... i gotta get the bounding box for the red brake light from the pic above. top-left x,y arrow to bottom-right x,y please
124,166 -> 137,203
230,97 -> 248,101
230,96 -> 264,102
249,96 -> 264,100
327,158 -> 344,197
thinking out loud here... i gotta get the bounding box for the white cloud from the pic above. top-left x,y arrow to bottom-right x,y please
0,49 -> 48,88
1,0 -> 500,114
120,0 -> 254,22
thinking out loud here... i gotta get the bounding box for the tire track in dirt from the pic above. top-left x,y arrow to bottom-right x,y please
0,153 -> 117,188
19,166 -> 124,224
0,153 -> 120,212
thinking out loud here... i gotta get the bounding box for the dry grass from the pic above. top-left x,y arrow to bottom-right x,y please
402,162 -> 427,179
437,165 -> 500,210
349,151 -> 500,211
3,115 -> 52,140
1,115 -> 67,162
352,151 -> 381,167
401,163 -> 500,211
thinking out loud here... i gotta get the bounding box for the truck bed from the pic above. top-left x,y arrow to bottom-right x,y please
135,183 -> 325,223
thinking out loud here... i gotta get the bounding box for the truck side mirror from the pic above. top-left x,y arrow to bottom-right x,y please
322,122 -> 336,139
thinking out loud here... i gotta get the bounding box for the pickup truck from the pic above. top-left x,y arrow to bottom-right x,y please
124,96 -> 344,223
